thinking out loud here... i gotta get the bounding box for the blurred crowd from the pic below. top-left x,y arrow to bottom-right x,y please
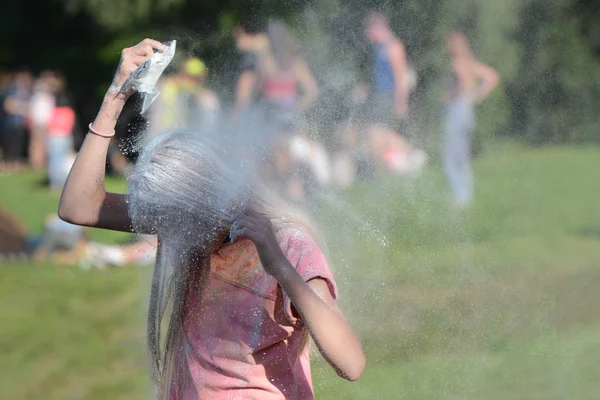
0,11 -> 498,268
0,70 -> 79,187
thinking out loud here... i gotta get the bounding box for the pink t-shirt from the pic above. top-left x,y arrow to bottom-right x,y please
175,227 -> 338,400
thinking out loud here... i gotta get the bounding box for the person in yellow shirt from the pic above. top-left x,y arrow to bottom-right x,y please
146,57 -> 220,143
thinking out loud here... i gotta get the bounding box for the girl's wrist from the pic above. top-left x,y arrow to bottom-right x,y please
88,122 -> 115,138
269,256 -> 297,283
103,90 -> 128,106
91,95 -> 126,135
100,94 -> 126,114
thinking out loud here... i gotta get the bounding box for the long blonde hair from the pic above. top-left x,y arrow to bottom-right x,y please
128,130 -> 320,399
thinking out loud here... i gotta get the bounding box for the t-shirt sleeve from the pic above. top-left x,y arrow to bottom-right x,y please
280,229 -> 338,325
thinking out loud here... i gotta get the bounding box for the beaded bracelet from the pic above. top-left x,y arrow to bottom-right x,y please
88,123 -> 115,138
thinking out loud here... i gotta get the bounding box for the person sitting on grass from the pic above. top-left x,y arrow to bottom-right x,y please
58,39 -> 365,399
0,207 -> 85,264
81,235 -> 157,270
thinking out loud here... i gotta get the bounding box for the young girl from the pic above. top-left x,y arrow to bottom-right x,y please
58,39 -> 365,399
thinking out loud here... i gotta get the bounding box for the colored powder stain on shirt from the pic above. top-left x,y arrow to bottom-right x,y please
175,227 -> 338,399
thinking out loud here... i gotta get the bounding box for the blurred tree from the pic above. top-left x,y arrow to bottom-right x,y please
573,0 -> 600,56
508,0 -> 600,143
65,0 -> 184,30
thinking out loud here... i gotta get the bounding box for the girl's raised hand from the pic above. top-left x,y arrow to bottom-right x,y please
230,208 -> 288,277
109,38 -> 167,99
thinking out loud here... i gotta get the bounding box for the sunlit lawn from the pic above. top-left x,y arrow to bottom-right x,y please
1,142 -> 600,399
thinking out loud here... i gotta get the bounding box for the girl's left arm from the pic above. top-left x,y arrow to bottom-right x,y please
231,209 -> 365,381
278,270 -> 366,381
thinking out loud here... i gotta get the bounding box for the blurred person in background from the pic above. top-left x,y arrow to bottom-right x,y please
234,19 -> 319,121
0,70 -> 12,146
28,71 -> 57,170
0,205 -> 29,257
234,19 -> 321,201
1,69 -> 33,169
46,74 -> 77,191
147,56 -> 220,141
31,213 -> 86,263
233,18 -> 265,114
0,206 -> 85,264
350,11 -> 425,177
0,205 -> 155,268
80,235 -> 157,269
363,10 -> 411,119
443,31 -> 499,209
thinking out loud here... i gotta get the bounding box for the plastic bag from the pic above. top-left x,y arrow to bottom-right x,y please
121,40 -> 177,114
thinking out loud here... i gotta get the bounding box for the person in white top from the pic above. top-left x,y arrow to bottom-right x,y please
28,71 -> 57,169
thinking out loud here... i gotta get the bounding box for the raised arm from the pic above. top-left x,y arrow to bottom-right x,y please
388,40 -> 409,116
58,39 -> 167,233
472,60 -> 499,104
281,273 -> 365,381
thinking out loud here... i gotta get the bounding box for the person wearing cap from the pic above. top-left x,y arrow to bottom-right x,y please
146,56 -> 220,142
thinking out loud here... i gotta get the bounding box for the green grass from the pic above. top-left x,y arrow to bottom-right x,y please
2,143 -> 600,399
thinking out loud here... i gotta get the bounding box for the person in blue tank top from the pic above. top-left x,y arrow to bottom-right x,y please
343,10 -> 426,178
365,11 -> 410,118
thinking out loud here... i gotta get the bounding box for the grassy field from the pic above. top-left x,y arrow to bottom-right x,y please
1,142 -> 600,399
